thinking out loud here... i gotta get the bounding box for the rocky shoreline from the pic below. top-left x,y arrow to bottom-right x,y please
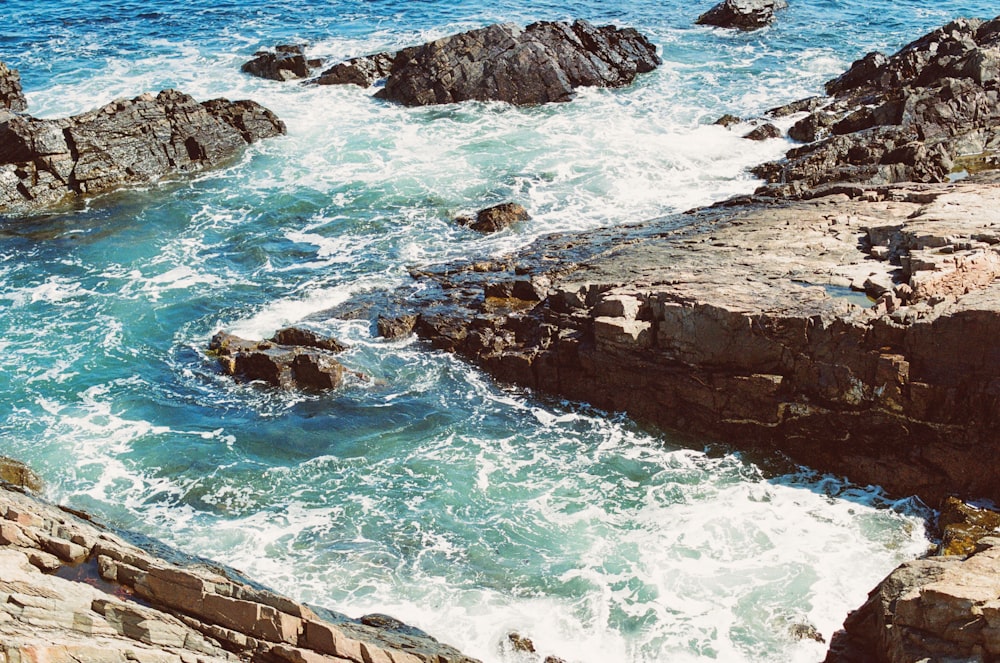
0,465 -> 478,663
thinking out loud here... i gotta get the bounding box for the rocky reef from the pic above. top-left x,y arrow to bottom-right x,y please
696,0 -> 788,31
241,44 -> 323,82
0,66 -> 285,215
209,327 -> 351,390
0,472 -> 478,663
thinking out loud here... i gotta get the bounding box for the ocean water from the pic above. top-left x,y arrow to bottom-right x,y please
2,1 -> 993,661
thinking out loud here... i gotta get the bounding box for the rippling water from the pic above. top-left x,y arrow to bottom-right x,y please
3,1 -> 991,661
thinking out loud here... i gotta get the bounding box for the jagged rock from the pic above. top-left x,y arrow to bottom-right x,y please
696,0 -> 788,31
714,113 -> 742,127
0,61 -> 28,112
377,314 -> 418,339
0,89 -> 285,214
754,16 -> 1000,197
744,122 -> 782,140
314,52 -> 395,88
457,202 -> 531,233
209,330 -> 348,390
0,456 -> 42,493
0,480 -> 480,663
375,20 -> 660,106
938,497 -> 1000,556
241,44 -> 318,81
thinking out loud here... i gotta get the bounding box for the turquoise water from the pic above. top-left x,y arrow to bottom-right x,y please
2,1 -> 990,660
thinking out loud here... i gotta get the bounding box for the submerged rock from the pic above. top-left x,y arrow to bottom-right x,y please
696,0 -> 788,31
0,480 -> 480,663
375,20 -> 660,106
0,61 -> 28,112
457,202 -> 531,233
209,328 -> 348,390
241,43 -> 320,81
314,52 -> 395,88
0,89 -> 285,214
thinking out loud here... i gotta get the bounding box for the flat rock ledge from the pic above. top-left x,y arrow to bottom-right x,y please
358,19 -> 660,106
0,65 -> 286,215
0,481 -> 479,663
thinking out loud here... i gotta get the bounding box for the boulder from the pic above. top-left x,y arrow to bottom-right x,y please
313,52 -> 395,88
0,456 -> 42,492
375,20 -> 660,106
713,113 -> 742,127
696,0 -> 788,31
0,61 -> 28,112
209,329 -> 347,390
457,202 -> 531,233
241,44 -> 318,81
0,89 -> 285,214
743,122 -> 782,140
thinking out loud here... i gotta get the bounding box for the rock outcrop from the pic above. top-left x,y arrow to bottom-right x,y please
456,202 -> 531,233
0,481 -> 479,663
825,504 -> 1000,663
0,88 -> 285,214
696,0 -> 788,31
754,16 -> 1000,197
209,327 -> 350,390
0,61 -> 28,112
313,52 -> 395,88
374,20 -> 660,106
241,44 -> 322,81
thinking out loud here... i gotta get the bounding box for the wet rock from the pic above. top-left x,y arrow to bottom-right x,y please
0,88 -> 285,214
377,314 -> 418,339
754,16 -> 1000,197
314,52 -> 395,88
0,456 -> 43,493
696,0 -> 788,31
744,122 -> 782,140
714,113 -> 742,127
241,44 -> 317,81
507,632 -> 536,653
375,20 -> 660,106
457,202 -> 531,233
0,481 -> 480,663
0,61 -> 28,112
209,329 -> 347,390
938,496 -> 1000,556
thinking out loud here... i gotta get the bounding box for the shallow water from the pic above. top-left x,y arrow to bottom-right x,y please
3,1 -> 990,660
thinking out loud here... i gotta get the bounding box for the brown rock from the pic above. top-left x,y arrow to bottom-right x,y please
458,202 -> 531,234
314,52 -> 395,88
743,122 -> 782,140
209,330 -> 348,390
0,456 -> 43,492
0,61 -> 28,112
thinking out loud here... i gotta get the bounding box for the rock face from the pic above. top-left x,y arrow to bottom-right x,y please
456,202 -> 531,233
210,328 -> 349,390
755,17 -> 1000,198
374,20 -> 660,106
241,44 -> 321,81
696,0 -> 788,31
314,52 -> 395,88
0,61 -> 28,112
0,88 -> 285,214
0,482 -> 479,663
826,501 -> 1000,663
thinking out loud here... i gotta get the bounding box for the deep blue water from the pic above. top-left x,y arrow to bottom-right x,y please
2,1 -> 992,661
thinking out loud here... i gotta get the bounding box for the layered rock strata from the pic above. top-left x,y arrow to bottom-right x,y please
209,327 -> 349,390
696,0 -> 788,31
374,20 -> 660,106
754,16 -> 1000,198
0,481 -> 478,663
0,61 -> 28,112
381,176 -> 1000,504
0,81 -> 285,214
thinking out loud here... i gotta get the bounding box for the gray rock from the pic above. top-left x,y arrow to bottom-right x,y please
375,20 -> 660,106
314,52 -> 395,88
696,0 -> 788,31
0,89 -> 285,214
241,44 -> 316,81
0,61 -> 28,112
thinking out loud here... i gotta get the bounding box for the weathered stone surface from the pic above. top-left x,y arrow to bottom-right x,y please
314,52 -> 395,88
241,44 -> 317,81
0,456 -> 43,492
0,61 -> 28,112
755,16 -> 1000,198
743,122 -> 782,140
0,479 -> 480,663
370,176 -> 1000,505
375,20 -> 660,106
0,88 -> 285,214
457,202 -> 531,233
938,497 -> 1000,556
209,328 -> 349,390
696,0 -> 788,31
